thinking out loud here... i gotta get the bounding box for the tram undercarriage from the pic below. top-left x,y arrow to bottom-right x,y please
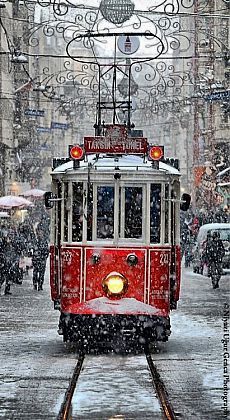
59,313 -> 171,347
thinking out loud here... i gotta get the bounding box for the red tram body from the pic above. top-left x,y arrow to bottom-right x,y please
47,125 -> 189,348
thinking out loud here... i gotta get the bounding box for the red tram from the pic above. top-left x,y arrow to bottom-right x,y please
45,124 -> 190,348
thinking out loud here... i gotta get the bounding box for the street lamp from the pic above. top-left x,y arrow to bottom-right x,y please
117,56 -> 139,98
117,70 -> 138,98
99,0 -> 135,24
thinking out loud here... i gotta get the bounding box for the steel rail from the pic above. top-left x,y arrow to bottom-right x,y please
145,352 -> 177,420
57,352 -> 85,420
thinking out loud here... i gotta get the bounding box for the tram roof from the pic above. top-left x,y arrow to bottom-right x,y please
52,154 -> 180,175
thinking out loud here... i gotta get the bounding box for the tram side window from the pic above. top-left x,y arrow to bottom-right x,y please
165,184 -> 169,243
63,182 -> 69,242
72,182 -> 83,242
87,183 -> 93,241
97,186 -> 114,239
150,184 -> 161,243
125,187 -> 142,239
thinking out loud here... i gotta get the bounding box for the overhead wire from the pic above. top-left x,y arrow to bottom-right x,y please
1,1 -> 228,125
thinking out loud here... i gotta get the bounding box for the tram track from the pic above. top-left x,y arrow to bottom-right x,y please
145,350 -> 177,420
57,352 -> 85,420
57,350 -> 177,420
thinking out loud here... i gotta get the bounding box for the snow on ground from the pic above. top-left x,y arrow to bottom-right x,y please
70,355 -> 162,419
152,266 -> 230,419
0,265 -> 229,419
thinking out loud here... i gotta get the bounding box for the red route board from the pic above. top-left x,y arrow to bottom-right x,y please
84,136 -> 148,154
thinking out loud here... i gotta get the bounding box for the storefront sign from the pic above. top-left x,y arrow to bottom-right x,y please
204,90 -> 230,101
24,109 -> 45,117
51,122 -> 69,130
37,126 -> 51,133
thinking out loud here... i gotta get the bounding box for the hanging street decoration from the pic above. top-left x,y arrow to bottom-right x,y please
117,35 -> 140,55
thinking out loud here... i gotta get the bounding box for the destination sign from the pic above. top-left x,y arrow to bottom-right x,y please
84,124 -> 147,154
84,136 -> 148,154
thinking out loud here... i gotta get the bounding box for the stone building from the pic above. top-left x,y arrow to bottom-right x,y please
0,2 -> 14,195
0,1 -> 229,205
192,0 -> 230,209
0,1 -> 33,194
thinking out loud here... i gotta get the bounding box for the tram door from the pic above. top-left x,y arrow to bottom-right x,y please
170,180 -> 181,308
148,183 -> 170,311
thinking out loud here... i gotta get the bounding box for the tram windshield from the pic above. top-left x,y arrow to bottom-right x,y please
122,187 -> 143,239
61,181 -> 172,244
97,186 -> 114,239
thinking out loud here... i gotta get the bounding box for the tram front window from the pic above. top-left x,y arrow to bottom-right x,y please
97,186 -> 114,239
124,187 -> 142,239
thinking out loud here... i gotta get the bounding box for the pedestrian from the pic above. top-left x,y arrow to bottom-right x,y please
12,228 -> 27,285
0,233 -> 13,295
32,229 -> 49,291
204,231 -> 225,289
36,212 -> 50,241
18,221 -> 35,277
0,234 -> 7,295
202,231 -> 212,276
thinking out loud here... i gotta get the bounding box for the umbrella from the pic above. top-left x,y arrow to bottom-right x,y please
21,188 -> 46,198
0,195 -> 34,209
0,211 -> 10,218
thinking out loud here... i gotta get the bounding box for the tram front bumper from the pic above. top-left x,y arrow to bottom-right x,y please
60,313 -> 171,343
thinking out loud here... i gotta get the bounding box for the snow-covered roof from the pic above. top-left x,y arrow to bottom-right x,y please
0,211 -> 10,218
52,154 -> 180,175
199,223 -> 230,232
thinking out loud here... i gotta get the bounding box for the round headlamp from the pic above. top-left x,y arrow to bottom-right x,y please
102,271 -> 128,297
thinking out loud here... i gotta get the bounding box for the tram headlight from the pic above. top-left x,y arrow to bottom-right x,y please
102,272 -> 128,297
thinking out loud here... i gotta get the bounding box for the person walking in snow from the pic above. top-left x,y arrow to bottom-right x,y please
204,231 -> 225,289
32,229 -> 49,291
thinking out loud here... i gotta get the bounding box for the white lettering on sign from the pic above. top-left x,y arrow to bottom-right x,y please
84,136 -> 148,154
88,138 -> 144,151
62,293 -> 79,298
